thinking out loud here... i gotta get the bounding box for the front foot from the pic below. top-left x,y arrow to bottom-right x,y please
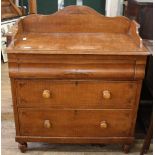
18,142 -> 27,153
122,144 -> 131,154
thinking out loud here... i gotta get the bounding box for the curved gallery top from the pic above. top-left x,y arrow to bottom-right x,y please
7,5 -> 148,56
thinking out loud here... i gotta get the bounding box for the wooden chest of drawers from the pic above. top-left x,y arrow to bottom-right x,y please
7,6 -> 149,153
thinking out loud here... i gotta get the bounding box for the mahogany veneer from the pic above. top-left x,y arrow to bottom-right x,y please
7,6 -> 149,153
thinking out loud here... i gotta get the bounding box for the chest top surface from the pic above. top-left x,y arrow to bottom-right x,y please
7,5 -> 148,56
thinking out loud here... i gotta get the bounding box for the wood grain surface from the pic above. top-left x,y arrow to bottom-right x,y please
16,80 -> 137,109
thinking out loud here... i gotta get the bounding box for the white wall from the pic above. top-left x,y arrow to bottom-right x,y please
106,0 -> 123,16
15,0 -> 19,6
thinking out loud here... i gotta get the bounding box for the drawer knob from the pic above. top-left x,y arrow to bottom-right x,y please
103,90 -> 111,99
100,121 -> 108,128
42,90 -> 50,98
44,120 -> 51,128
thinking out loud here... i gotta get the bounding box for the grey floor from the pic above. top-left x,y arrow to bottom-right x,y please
1,63 -> 153,155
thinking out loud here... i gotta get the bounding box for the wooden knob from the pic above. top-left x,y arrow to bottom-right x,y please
103,90 -> 111,99
100,121 -> 108,128
44,120 -> 51,128
42,90 -> 50,98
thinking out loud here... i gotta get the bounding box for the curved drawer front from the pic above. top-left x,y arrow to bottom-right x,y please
17,80 -> 137,109
19,109 -> 132,137
9,57 -> 136,80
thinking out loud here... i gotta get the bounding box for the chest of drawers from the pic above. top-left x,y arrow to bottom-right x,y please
7,6 -> 149,153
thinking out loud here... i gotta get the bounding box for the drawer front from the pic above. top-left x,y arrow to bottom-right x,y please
19,109 -> 132,137
9,54 -> 136,80
17,80 -> 137,109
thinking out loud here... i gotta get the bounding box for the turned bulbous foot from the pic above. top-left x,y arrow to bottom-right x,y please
18,142 -> 27,153
122,144 -> 131,154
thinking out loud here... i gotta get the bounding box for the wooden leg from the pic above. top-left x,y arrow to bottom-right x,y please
18,142 -> 27,153
140,115 -> 153,155
122,144 -> 130,154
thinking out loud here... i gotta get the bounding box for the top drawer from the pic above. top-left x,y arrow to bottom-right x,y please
16,80 -> 137,109
8,54 -> 137,80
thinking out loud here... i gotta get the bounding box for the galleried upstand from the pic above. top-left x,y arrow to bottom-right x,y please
7,6 -> 149,153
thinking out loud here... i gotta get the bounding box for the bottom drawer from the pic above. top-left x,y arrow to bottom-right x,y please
19,109 -> 132,137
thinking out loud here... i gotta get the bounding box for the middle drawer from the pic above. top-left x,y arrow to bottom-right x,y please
16,80 -> 137,109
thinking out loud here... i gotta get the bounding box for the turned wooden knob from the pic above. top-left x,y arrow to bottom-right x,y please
103,90 -> 111,99
100,121 -> 108,128
42,90 -> 50,98
44,120 -> 51,128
